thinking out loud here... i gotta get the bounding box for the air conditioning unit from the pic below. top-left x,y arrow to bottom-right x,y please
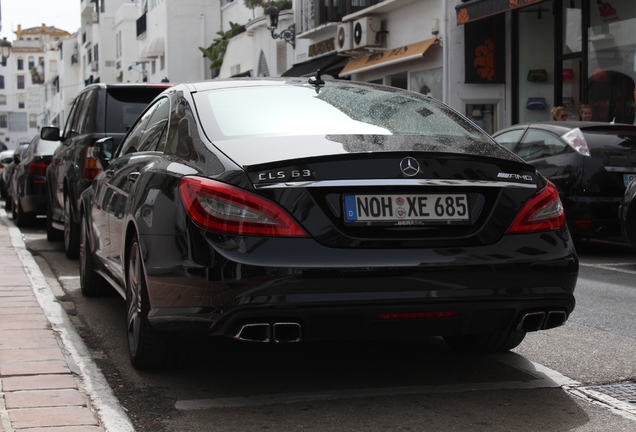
353,17 -> 381,49
336,22 -> 352,52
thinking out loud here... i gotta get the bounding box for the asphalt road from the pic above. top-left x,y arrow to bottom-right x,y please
14,216 -> 636,432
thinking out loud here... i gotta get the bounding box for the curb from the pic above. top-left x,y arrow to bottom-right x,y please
3,212 -> 135,432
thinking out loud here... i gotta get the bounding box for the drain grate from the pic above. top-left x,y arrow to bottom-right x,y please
585,383 -> 636,406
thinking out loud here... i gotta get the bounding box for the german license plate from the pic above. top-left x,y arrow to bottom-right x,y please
624,174 -> 636,186
344,194 -> 469,224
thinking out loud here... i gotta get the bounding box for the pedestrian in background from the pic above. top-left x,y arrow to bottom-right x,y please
579,104 -> 593,121
552,106 -> 568,121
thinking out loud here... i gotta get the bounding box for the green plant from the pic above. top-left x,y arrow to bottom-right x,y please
198,22 -> 241,70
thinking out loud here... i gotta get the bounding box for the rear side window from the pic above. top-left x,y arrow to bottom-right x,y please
518,130 -> 568,161
105,87 -> 167,134
493,129 -> 524,151
65,92 -> 90,138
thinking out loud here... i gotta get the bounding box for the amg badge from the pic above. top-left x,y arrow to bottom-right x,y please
497,172 -> 533,181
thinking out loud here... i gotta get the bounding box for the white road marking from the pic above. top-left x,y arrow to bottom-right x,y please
580,262 -> 636,275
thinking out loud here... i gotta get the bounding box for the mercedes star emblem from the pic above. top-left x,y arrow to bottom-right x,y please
400,157 -> 420,177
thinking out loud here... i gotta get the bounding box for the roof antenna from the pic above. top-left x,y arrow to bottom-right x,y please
308,69 -> 325,93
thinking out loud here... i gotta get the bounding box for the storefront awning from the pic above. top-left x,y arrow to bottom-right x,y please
339,38 -> 438,77
281,53 -> 349,78
456,0 -> 545,25
137,44 -> 152,63
146,36 -> 165,58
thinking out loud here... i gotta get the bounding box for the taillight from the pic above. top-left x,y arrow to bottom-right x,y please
82,146 -> 101,180
506,181 -> 565,234
179,176 -> 308,237
29,160 -> 48,177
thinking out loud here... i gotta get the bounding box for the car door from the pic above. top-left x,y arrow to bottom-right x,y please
49,91 -> 90,222
104,98 -> 170,283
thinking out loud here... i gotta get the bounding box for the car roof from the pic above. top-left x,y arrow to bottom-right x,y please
80,82 -> 173,93
179,76 -> 416,94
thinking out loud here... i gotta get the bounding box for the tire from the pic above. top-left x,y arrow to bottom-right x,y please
64,194 -> 80,259
14,197 -> 34,227
126,237 -> 202,370
5,193 -> 11,212
46,194 -> 63,242
625,206 -> 636,248
79,212 -> 110,297
443,330 -> 527,353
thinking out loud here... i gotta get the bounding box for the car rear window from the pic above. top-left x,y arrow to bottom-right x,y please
36,139 -> 60,155
106,87 -> 168,134
582,127 -> 636,151
193,83 -> 516,159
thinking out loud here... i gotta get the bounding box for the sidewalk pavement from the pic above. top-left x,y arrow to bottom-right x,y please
0,216 -> 134,432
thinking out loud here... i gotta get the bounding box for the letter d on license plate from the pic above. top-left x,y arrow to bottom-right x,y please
344,194 -> 469,223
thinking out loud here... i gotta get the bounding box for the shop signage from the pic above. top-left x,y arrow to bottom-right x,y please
456,0 -> 544,25
464,14 -> 505,84
340,38 -> 437,77
308,38 -> 335,58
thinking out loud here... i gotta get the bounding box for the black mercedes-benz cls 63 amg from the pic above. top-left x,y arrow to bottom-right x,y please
78,76 -> 578,369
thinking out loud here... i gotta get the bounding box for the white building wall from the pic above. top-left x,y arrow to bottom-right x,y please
142,0 -> 222,84
57,36 -> 81,129
114,4 -> 145,83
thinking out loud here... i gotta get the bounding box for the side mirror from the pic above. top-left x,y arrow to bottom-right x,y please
40,126 -> 61,141
93,137 -> 115,171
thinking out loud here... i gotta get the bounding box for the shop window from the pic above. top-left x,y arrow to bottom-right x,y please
387,72 -> 407,90
410,68 -> 442,100
587,0 -> 636,124
517,5 -> 555,124
465,104 -> 497,135
29,113 -> 37,128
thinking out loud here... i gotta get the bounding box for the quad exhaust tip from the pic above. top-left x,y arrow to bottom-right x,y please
517,310 -> 567,332
234,322 -> 302,343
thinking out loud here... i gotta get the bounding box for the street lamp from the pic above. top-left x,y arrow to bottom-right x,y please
264,2 -> 295,49
0,38 -> 11,67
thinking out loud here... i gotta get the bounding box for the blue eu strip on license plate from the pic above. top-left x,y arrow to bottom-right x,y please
624,174 -> 636,186
344,194 -> 469,222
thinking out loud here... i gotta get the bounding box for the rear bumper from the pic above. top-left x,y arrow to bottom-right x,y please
140,230 -> 578,340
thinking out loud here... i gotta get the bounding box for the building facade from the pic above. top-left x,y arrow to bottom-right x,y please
0,25 -> 70,150
3,0 -> 635,142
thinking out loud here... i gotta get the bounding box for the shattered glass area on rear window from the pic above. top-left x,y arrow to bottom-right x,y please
194,83 -> 519,160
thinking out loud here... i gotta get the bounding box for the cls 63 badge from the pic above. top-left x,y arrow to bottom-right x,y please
258,169 -> 313,182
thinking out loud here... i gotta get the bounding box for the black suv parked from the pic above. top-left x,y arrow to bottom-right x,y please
40,83 -> 171,258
